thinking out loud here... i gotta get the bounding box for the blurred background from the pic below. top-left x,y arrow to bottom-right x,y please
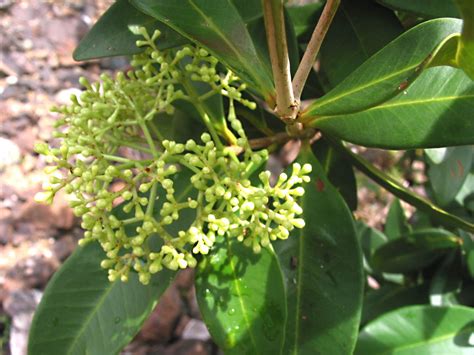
0,1 -> 405,354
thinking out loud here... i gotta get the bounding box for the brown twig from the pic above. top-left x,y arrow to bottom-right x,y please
292,0 -> 340,101
262,0 -> 297,121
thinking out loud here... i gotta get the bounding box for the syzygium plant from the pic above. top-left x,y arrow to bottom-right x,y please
28,1 -> 474,354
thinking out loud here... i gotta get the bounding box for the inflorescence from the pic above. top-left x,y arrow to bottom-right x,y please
35,27 -> 311,284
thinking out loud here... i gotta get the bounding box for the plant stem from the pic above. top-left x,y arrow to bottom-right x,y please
262,0 -> 297,121
292,0 -> 340,101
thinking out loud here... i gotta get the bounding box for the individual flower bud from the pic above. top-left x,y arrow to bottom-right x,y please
302,164 -> 312,174
241,201 -> 255,212
201,133 -> 211,143
34,142 -> 50,155
139,272 -> 151,285
34,191 -> 54,204
149,260 -> 163,274
101,259 -> 115,269
292,218 -> 305,229
292,187 -> 305,197
122,191 -> 133,200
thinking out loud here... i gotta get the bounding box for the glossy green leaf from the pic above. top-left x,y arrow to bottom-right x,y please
384,198 -> 409,239
377,0 -> 460,18
372,228 -> 461,273
356,221 -> 388,271
195,238 -> 286,354
28,242 -> 175,355
456,0 -> 474,79
304,18 -> 462,117
427,145 -> 473,206
131,0 -> 275,99
231,0 -> 262,22
286,2 -> 323,38
73,0 -> 187,61
455,172 -> 474,210
152,108 -> 206,143
312,138 -> 357,210
430,252 -> 463,306
326,138 -> 474,233
312,66 -> 474,149
425,147 -> 453,164
318,0 -> 403,90
355,305 -> 474,354
362,283 -> 430,325
460,230 -> 474,279
276,149 -> 363,354
28,169 -> 196,355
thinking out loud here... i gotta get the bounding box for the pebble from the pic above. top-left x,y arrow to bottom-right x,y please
0,137 -> 21,169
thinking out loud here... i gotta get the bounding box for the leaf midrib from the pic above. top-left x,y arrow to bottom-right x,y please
315,94 -> 474,124
66,278 -> 117,354
226,239 -> 259,351
309,65 -> 417,114
187,0 -> 271,93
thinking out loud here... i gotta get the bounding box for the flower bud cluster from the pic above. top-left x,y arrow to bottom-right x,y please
35,28 -> 312,284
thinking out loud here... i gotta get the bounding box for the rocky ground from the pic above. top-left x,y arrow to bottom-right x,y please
0,1 -> 415,354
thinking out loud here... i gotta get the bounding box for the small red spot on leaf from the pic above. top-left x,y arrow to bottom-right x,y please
398,80 -> 409,91
456,159 -> 464,178
316,178 -> 325,192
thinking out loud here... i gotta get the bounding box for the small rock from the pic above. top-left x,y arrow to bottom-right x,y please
175,268 -> 194,290
182,319 -> 211,341
0,217 -> 14,245
4,289 -> 42,355
174,314 -> 191,338
121,342 -> 166,355
137,284 -> 182,343
54,87 -> 82,105
5,255 -> 57,289
164,340 -> 210,355
0,137 -> 21,169
0,114 -> 32,137
12,125 -> 37,154
0,0 -> 13,11
53,234 -> 77,261
15,191 -> 75,230
186,286 -> 201,320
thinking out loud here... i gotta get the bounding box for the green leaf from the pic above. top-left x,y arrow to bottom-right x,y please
455,0 -> 474,79
356,221 -> 388,271
131,0 -> 275,99
384,198 -> 409,239
459,230 -> 474,279
312,138 -> 358,210
231,0 -> 262,22
430,252 -> 463,306
73,0 -> 187,61
425,147 -> 453,164
275,148 -> 363,354
28,242 -> 175,355
427,146 -> 473,206
355,305 -> 474,354
314,66 -> 474,149
362,283 -> 430,325
303,18 -> 462,117
195,238 -> 286,354
455,172 -> 474,211
318,0 -> 403,90
286,2 -> 324,38
326,138 -> 474,233
372,228 -> 461,273
28,169 -> 195,355
377,0 -> 460,18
